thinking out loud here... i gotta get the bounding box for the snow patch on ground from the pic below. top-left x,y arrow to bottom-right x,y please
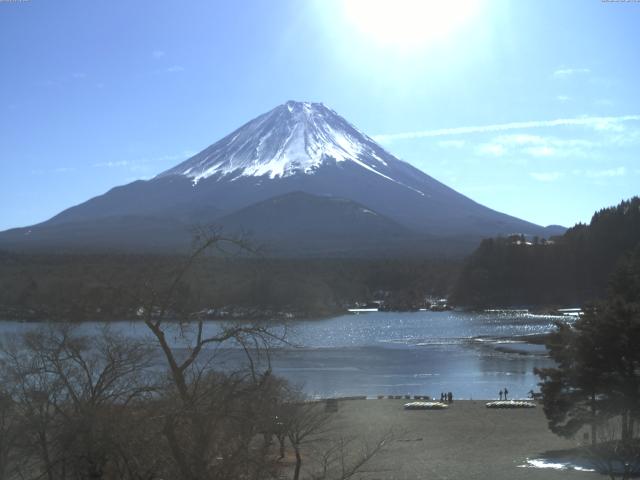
519,458 -> 595,472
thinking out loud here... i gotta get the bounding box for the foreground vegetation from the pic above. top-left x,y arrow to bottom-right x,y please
0,235 -> 389,480
536,245 -> 640,479
0,324 -> 392,480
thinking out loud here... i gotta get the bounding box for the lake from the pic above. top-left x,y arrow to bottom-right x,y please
0,310 -> 566,400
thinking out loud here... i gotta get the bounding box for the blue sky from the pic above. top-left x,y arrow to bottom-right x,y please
1,0 -> 638,231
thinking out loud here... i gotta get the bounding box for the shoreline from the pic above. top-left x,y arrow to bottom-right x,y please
309,398 -> 599,479
0,304 -> 580,323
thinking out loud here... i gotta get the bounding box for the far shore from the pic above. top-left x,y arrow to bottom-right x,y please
0,304 -> 579,324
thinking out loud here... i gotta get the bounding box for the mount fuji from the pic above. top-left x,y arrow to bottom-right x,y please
0,101 -> 563,255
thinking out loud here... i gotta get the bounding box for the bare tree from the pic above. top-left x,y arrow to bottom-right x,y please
310,433 -> 392,480
0,229 -> 390,480
132,231 -> 394,480
284,401 -> 332,480
0,387 -> 20,480
0,324 -> 157,480
276,391 -> 392,480
135,231 -> 288,479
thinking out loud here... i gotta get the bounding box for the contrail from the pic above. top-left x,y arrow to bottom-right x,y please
372,114 -> 640,143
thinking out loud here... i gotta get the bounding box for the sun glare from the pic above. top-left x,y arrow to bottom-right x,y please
343,0 -> 481,51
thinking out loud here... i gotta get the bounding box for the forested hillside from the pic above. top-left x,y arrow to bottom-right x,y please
451,197 -> 640,307
5,197 -> 637,318
0,252 -> 459,321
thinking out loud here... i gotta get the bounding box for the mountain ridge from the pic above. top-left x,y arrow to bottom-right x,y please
0,101 -> 565,256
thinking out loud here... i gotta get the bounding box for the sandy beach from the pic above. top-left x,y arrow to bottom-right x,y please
301,399 -> 600,480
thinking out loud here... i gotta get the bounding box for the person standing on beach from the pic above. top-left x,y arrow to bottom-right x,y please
499,389 -> 503,400
447,392 -> 453,403
503,387 -> 509,400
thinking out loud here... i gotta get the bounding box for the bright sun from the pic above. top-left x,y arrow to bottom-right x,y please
343,0 -> 481,50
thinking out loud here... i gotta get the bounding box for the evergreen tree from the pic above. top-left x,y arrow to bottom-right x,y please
453,196 -> 640,307
536,245 -> 640,476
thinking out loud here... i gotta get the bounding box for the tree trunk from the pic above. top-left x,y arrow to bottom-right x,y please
621,411 -> 630,445
293,446 -> 302,480
38,430 -> 55,480
163,416 -> 196,480
591,392 -> 597,447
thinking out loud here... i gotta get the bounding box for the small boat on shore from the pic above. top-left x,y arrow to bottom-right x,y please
486,400 -> 536,409
404,401 -> 448,410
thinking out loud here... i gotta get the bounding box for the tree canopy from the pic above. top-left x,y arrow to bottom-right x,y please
452,197 -> 640,307
536,245 -> 640,477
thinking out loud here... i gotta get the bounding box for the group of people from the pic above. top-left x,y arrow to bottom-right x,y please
498,387 -> 509,400
439,391 -> 453,403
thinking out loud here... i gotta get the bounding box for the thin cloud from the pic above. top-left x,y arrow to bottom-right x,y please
476,143 -> 506,156
93,160 -> 130,168
553,67 -> 591,79
529,172 -> 562,182
556,95 -> 571,102
373,114 -> 640,143
584,167 -> 626,178
152,50 -> 165,59
526,146 -> 555,157
30,167 -> 76,175
437,139 -> 466,148
93,151 -> 195,171
595,98 -> 614,107
124,175 -> 153,183
166,65 -> 185,73
476,134 -> 596,159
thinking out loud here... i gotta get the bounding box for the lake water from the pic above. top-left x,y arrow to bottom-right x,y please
0,310 -> 565,400
273,310 -> 560,400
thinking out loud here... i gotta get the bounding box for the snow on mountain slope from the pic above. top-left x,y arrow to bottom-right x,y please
159,101 -> 423,195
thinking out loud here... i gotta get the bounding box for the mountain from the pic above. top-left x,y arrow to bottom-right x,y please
0,101 -> 562,255
214,191 -> 432,256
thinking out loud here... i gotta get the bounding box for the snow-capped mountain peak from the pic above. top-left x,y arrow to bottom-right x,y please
1,101 -> 555,254
158,101 -> 400,184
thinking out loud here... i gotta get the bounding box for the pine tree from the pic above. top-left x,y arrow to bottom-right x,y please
536,246 -> 640,477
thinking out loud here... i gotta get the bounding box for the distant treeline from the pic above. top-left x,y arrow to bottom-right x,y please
451,197 -> 640,308
0,252 -> 460,321
5,197 -> 639,319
